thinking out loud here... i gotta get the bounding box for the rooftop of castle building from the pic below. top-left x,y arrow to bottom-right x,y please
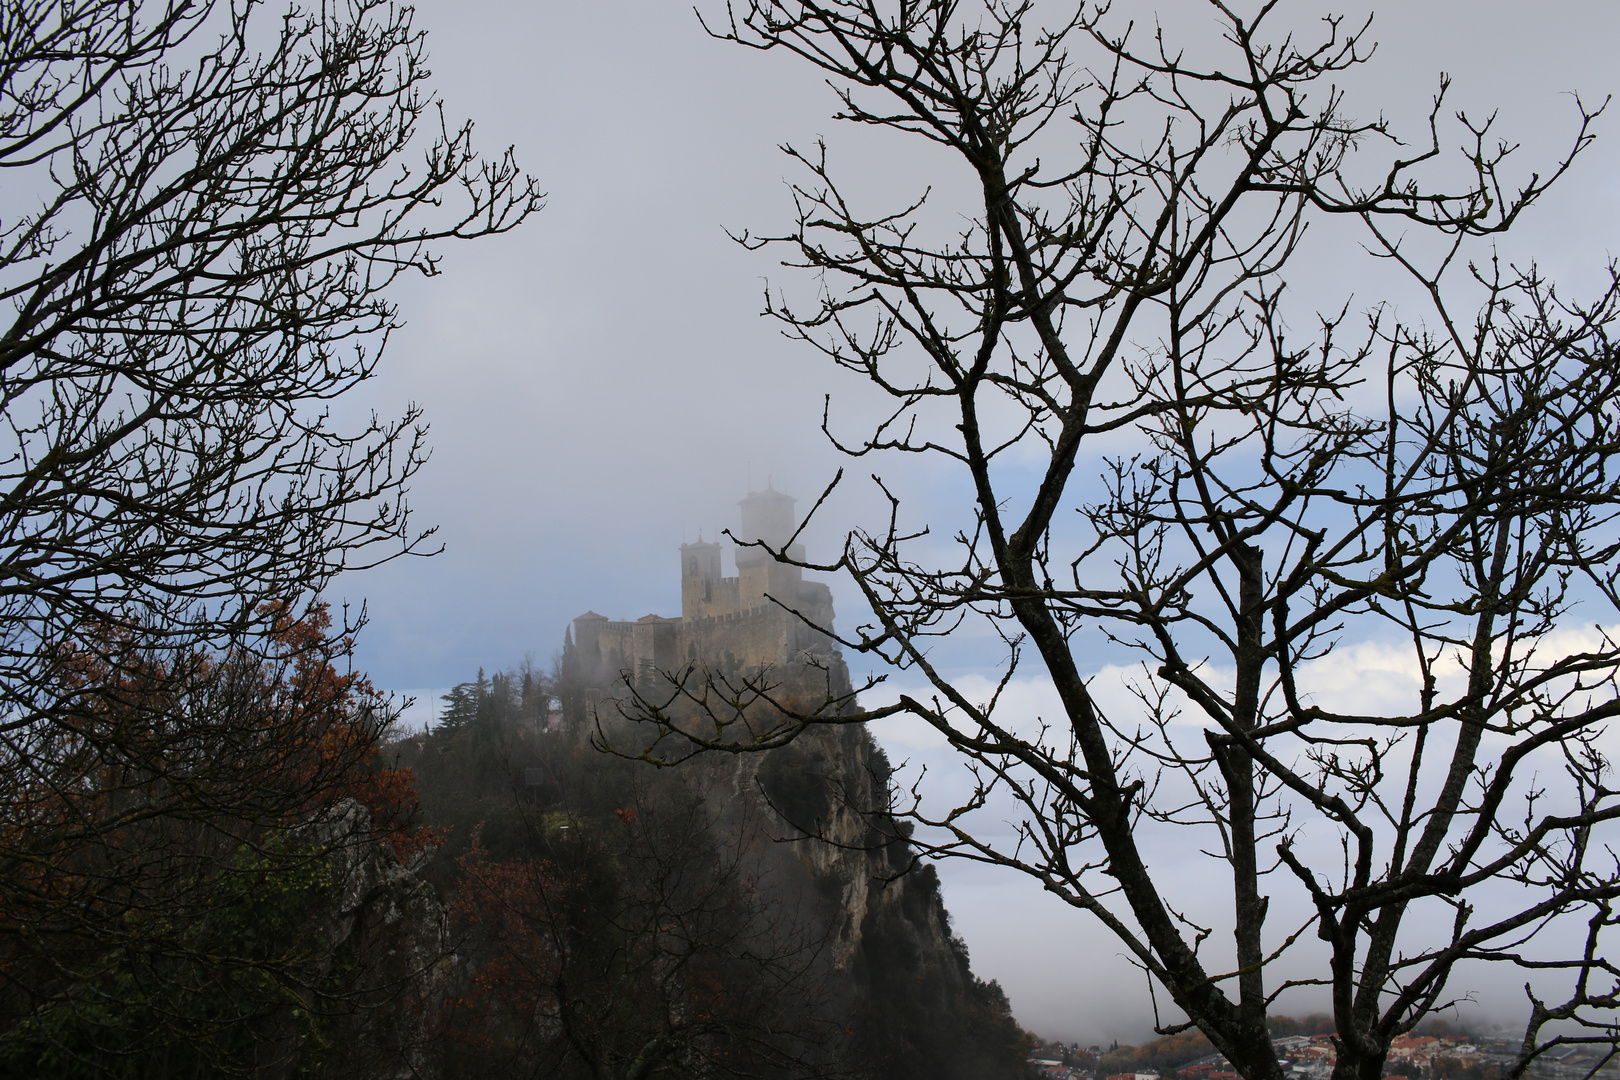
738,486 -> 795,506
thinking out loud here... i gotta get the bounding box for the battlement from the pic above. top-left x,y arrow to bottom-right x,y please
684,603 -> 775,630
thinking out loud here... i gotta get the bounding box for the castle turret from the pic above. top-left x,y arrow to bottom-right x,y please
736,487 -> 804,605
680,538 -> 724,621
571,611 -> 611,683
738,487 -> 796,549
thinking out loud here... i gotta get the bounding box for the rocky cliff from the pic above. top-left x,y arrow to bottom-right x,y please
362,661 -> 1034,1080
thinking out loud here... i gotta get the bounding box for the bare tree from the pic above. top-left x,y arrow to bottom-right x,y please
0,0 -> 538,1064
622,4 -> 1620,1080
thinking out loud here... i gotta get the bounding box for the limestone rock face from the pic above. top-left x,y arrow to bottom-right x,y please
770,724 -> 963,977
302,800 -> 445,950
296,800 -> 453,1079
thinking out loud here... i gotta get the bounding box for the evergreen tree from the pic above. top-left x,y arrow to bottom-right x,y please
438,669 -> 490,734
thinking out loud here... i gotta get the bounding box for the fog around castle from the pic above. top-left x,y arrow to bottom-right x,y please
334,0 -> 1620,1045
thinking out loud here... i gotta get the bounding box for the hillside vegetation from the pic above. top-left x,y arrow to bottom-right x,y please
382,665 -> 1039,1080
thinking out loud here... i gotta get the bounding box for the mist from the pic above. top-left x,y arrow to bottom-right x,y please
335,0 -> 1620,1046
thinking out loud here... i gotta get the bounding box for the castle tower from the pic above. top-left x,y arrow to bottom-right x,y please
680,537 -> 723,621
738,487 -> 796,548
570,610 -> 611,683
735,487 -> 804,605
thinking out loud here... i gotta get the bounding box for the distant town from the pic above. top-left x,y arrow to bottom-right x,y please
1029,1020 -> 1620,1080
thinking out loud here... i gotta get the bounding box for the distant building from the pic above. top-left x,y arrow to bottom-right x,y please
566,487 -> 841,691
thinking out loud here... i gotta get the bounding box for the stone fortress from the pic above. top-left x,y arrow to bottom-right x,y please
567,488 -> 840,689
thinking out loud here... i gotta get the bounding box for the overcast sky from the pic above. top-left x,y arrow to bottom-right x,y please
333,0 -> 1620,1044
